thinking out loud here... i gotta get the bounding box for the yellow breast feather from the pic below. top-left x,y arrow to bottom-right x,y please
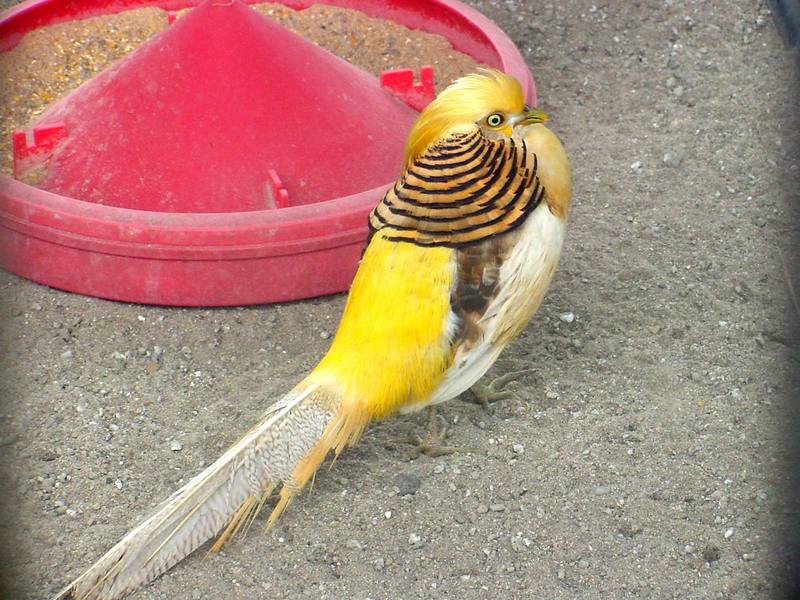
310,230 -> 456,420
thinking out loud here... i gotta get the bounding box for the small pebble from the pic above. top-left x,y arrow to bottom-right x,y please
702,544 -> 721,562
61,349 -> 73,359
476,504 -> 489,514
114,479 -> 124,490
510,536 -> 527,553
559,312 -> 575,323
345,539 -> 362,550
394,473 -> 421,496
689,371 -> 705,383
408,533 -> 422,546
593,485 -> 611,495
512,443 -> 525,455
630,161 -> 642,172
170,440 -> 183,452
489,503 -> 506,512
733,282 -> 751,299
663,151 -> 684,168
724,527 -> 734,539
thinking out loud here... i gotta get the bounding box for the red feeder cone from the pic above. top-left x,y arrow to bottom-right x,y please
14,0 -> 417,213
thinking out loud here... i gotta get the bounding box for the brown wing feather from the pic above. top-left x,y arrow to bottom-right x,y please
448,230 -> 522,354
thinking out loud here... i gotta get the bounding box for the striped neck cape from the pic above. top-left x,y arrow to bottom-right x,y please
369,128 -> 545,247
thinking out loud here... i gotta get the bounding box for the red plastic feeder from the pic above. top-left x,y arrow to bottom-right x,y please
0,0 -> 536,306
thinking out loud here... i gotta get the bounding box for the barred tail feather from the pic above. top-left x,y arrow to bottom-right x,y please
54,382 -> 338,600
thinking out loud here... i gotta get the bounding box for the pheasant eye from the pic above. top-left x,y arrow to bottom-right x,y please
486,113 -> 504,127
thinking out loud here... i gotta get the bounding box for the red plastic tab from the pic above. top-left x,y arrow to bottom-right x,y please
265,169 -> 289,209
12,122 -> 67,178
380,66 -> 435,111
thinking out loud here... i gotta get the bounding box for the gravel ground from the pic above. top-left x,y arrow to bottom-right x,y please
1,1 -> 799,599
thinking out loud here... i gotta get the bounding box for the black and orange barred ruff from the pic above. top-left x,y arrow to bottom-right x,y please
369,128 -> 545,247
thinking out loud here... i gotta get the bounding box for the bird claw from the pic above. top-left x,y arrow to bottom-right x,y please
463,369 -> 533,413
394,407 -> 462,458
395,434 -> 459,458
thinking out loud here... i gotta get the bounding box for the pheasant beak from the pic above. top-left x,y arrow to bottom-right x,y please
518,106 -> 549,125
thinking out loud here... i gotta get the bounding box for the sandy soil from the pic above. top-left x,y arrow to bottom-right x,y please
1,1 -> 798,599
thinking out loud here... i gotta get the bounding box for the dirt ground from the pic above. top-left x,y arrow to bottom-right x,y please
1,1 -> 799,599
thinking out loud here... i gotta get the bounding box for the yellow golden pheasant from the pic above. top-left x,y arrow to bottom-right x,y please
54,68 -> 571,599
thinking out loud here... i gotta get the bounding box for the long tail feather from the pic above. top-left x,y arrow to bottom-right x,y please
53,382 -> 336,600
